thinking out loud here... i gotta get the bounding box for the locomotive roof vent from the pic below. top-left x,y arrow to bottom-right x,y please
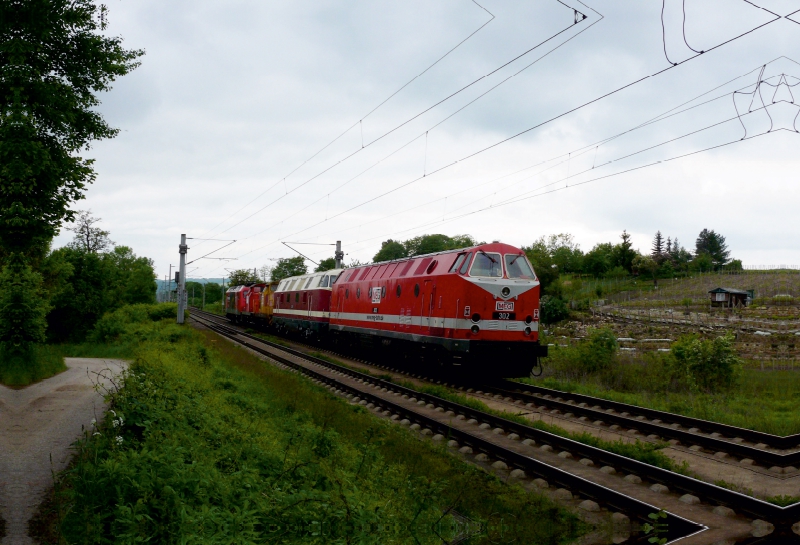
492,240 -> 500,243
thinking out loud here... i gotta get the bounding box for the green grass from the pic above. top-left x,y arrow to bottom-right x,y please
519,370 -> 800,436
37,304 -> 585,544
0,344 -> 68,387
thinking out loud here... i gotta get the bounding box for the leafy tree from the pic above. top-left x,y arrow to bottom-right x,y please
227,269 -> 259,287
690,252 -> 713,273
695,229 -> 730,269
315,258 -> 337,272
185,281 -> 222,306
271,256 -> 307,281
612,230 -> 637,273
632,254 -> 659,286
583,243 -> 614,277
669,238 -> 692,271
65,210 -> 114,253
373,239 -> 408,262
0,0 -> 142,367
45,244 -> 155,342
726,259 -> 743,271
544,234 -> 583,273
403,234 -> 477,256
522,240 -> 557,294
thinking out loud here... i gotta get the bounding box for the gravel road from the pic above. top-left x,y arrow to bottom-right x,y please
0,358 -> 127,545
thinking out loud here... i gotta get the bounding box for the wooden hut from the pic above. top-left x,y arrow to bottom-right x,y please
708,287 -> 749,308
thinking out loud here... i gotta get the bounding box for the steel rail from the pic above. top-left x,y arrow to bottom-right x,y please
191,309 -> 797,467
190,311 -> 800,531
496,380 -> 798,450
189,313 -> 705,542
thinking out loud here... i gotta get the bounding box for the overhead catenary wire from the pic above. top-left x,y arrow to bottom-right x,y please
191,0 -> 497,247
342,126 -> 792,257
197,1 -> 781,263
337,103 -> 787,256
196,63 -> 792,276
194,2 -> 593,244
190,8 -> 788,276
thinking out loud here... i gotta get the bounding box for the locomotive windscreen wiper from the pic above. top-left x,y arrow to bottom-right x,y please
509,253 -> 523,265
479,250 -> 496,263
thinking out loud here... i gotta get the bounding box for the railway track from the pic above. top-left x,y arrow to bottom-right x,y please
188,309 -> 800,539
191,309 -> 798,473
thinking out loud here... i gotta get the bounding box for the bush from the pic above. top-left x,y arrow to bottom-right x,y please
540,295 -> 569,324
48,318 -> 583,544
670,333 -> 741,392
579,328 -> 617,373
89,303 -> 181,343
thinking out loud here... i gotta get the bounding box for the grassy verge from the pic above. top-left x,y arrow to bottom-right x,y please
35,304 -> 585,544
518,371 -> 799,436
0,344 -> 68,387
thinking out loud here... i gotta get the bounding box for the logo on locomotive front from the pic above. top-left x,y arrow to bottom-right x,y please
495,301 -> 514,312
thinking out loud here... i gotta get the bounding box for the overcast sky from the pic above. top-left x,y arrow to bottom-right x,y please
52,0 -> 800,279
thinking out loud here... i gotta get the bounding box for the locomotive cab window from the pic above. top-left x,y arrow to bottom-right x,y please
318,275 -> 329,288
469,251 -> 502,277
449,253 -> 467,272
458,253 -> 472,274
505,254 -> 536,279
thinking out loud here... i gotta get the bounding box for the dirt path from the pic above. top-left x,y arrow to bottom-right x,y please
0,358 -> 127,545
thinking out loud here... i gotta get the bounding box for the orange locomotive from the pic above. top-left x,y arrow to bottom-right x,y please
329,242 -> 546,377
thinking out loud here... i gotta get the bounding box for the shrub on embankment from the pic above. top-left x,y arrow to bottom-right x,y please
42,304 -> 583,544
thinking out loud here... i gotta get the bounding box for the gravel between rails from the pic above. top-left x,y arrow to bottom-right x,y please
0,358 -> 127,545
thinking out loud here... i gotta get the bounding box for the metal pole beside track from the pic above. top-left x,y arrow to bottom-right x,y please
177,234 -> 187,324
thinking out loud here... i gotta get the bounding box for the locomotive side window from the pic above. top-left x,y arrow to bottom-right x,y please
356,287 -> 361,298
414,284 -> 420,297
505,253 -> 536,279
396,285 -> 401,297
459,253 -> 472,274
329,274 -> 339,285
470,251 -> 503,277
318,275 -> 329,288
450,253 -> 466,272
381,286 -> 386,298
295,293 -> 299,303
345,288 -> 349,299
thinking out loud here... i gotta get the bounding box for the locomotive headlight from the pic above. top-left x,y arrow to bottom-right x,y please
471,325 -> 480,334
501,287 -> 511,297
524,327 -> 532,336
471,313 -> 481,323
525,315 -> 533,324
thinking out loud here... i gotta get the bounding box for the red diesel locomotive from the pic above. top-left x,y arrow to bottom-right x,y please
223,242 -> 546,377
329,242 -> 546,377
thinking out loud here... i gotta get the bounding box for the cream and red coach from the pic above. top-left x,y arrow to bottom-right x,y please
329,242 -> 546,377
272,269 -> 345,336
